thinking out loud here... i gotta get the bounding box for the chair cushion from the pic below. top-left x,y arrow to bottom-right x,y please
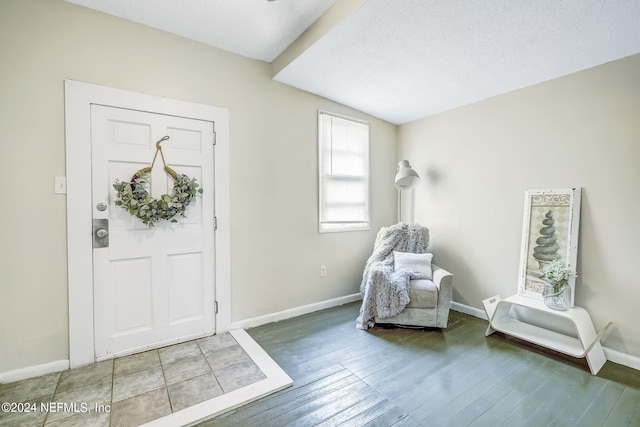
394,251 -> 433,279
405,279 -> 438,309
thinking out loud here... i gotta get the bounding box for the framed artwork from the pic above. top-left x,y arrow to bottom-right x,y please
517,188 -> 581,306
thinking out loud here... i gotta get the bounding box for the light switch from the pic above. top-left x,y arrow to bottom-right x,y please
54,176 -> 67,194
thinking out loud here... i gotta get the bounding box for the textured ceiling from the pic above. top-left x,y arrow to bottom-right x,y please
66,0 -> 640,124
65,0 -> 337,62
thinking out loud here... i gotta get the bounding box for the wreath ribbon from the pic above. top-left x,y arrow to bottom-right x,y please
133,135 -> 177,180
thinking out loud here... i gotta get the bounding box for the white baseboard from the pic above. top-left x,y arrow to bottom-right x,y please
603,347 -> 640,371
0,359 -> 69,384
450,300 -> 640,372
231,293 -> 362,330
450,301 -> 488,320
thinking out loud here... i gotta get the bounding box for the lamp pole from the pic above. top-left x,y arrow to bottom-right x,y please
394,160 -> 420,223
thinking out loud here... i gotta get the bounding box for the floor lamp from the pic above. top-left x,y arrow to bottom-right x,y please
394,160 -> 421,223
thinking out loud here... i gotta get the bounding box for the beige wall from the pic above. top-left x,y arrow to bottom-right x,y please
0,0 -> 397,373
3,0 -> 637,375
399,54 -> 640,359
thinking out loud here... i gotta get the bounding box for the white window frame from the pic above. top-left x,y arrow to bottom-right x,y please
318,110 -> 370,233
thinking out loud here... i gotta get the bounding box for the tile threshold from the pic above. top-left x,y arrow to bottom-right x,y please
141,329 -> 292,426
0,329 -> 292,427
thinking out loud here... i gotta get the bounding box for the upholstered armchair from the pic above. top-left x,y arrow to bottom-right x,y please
374,227 -> 454,328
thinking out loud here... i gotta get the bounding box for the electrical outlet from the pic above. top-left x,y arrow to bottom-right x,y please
320,265 -> 327,277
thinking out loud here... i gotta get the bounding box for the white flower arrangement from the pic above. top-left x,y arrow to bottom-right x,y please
540,259 -> 576,289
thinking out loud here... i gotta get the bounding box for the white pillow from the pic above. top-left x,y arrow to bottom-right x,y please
394,251 -> 433,280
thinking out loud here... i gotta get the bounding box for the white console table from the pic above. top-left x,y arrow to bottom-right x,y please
482,294 -> 612,375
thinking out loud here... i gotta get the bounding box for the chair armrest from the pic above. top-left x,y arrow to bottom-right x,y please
432,264 -> 454,328
432,264 -> 452,288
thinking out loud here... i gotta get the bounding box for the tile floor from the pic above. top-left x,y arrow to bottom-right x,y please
0,332 -> 267,427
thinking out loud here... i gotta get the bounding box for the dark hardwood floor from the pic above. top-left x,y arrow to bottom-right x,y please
198,302 -> 640,426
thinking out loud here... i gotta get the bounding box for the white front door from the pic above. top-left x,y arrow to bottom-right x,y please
91,104 -> 215,360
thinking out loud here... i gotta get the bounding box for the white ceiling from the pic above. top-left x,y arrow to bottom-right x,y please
66,0 -> 640,124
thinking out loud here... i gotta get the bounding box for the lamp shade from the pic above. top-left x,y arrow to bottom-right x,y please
394,160 -> 421,189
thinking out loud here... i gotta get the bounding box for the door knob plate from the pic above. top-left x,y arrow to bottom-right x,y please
93,219 -> 109,248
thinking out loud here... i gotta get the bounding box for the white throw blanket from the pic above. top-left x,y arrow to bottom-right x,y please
356,223 -> 427,329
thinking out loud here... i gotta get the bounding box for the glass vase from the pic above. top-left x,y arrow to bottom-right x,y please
543,282 -> 570,311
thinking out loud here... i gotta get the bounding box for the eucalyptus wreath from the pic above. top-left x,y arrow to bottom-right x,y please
113,172 -> 202,227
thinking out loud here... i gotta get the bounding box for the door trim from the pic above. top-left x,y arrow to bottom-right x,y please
64,80 -> 231,368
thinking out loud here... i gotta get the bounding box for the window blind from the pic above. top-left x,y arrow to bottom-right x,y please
318,111 -> 370,233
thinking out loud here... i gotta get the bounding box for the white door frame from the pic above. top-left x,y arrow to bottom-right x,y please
64,80 -> 231,368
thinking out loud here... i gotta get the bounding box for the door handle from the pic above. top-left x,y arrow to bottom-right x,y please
93,219 -> 109,248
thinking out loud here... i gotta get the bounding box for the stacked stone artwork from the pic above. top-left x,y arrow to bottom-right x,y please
533,210 -> 560,267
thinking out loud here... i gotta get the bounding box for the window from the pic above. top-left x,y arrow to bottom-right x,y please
318,111 -> 370,233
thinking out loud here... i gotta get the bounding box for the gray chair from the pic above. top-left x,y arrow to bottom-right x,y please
375,227 -> 454,328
